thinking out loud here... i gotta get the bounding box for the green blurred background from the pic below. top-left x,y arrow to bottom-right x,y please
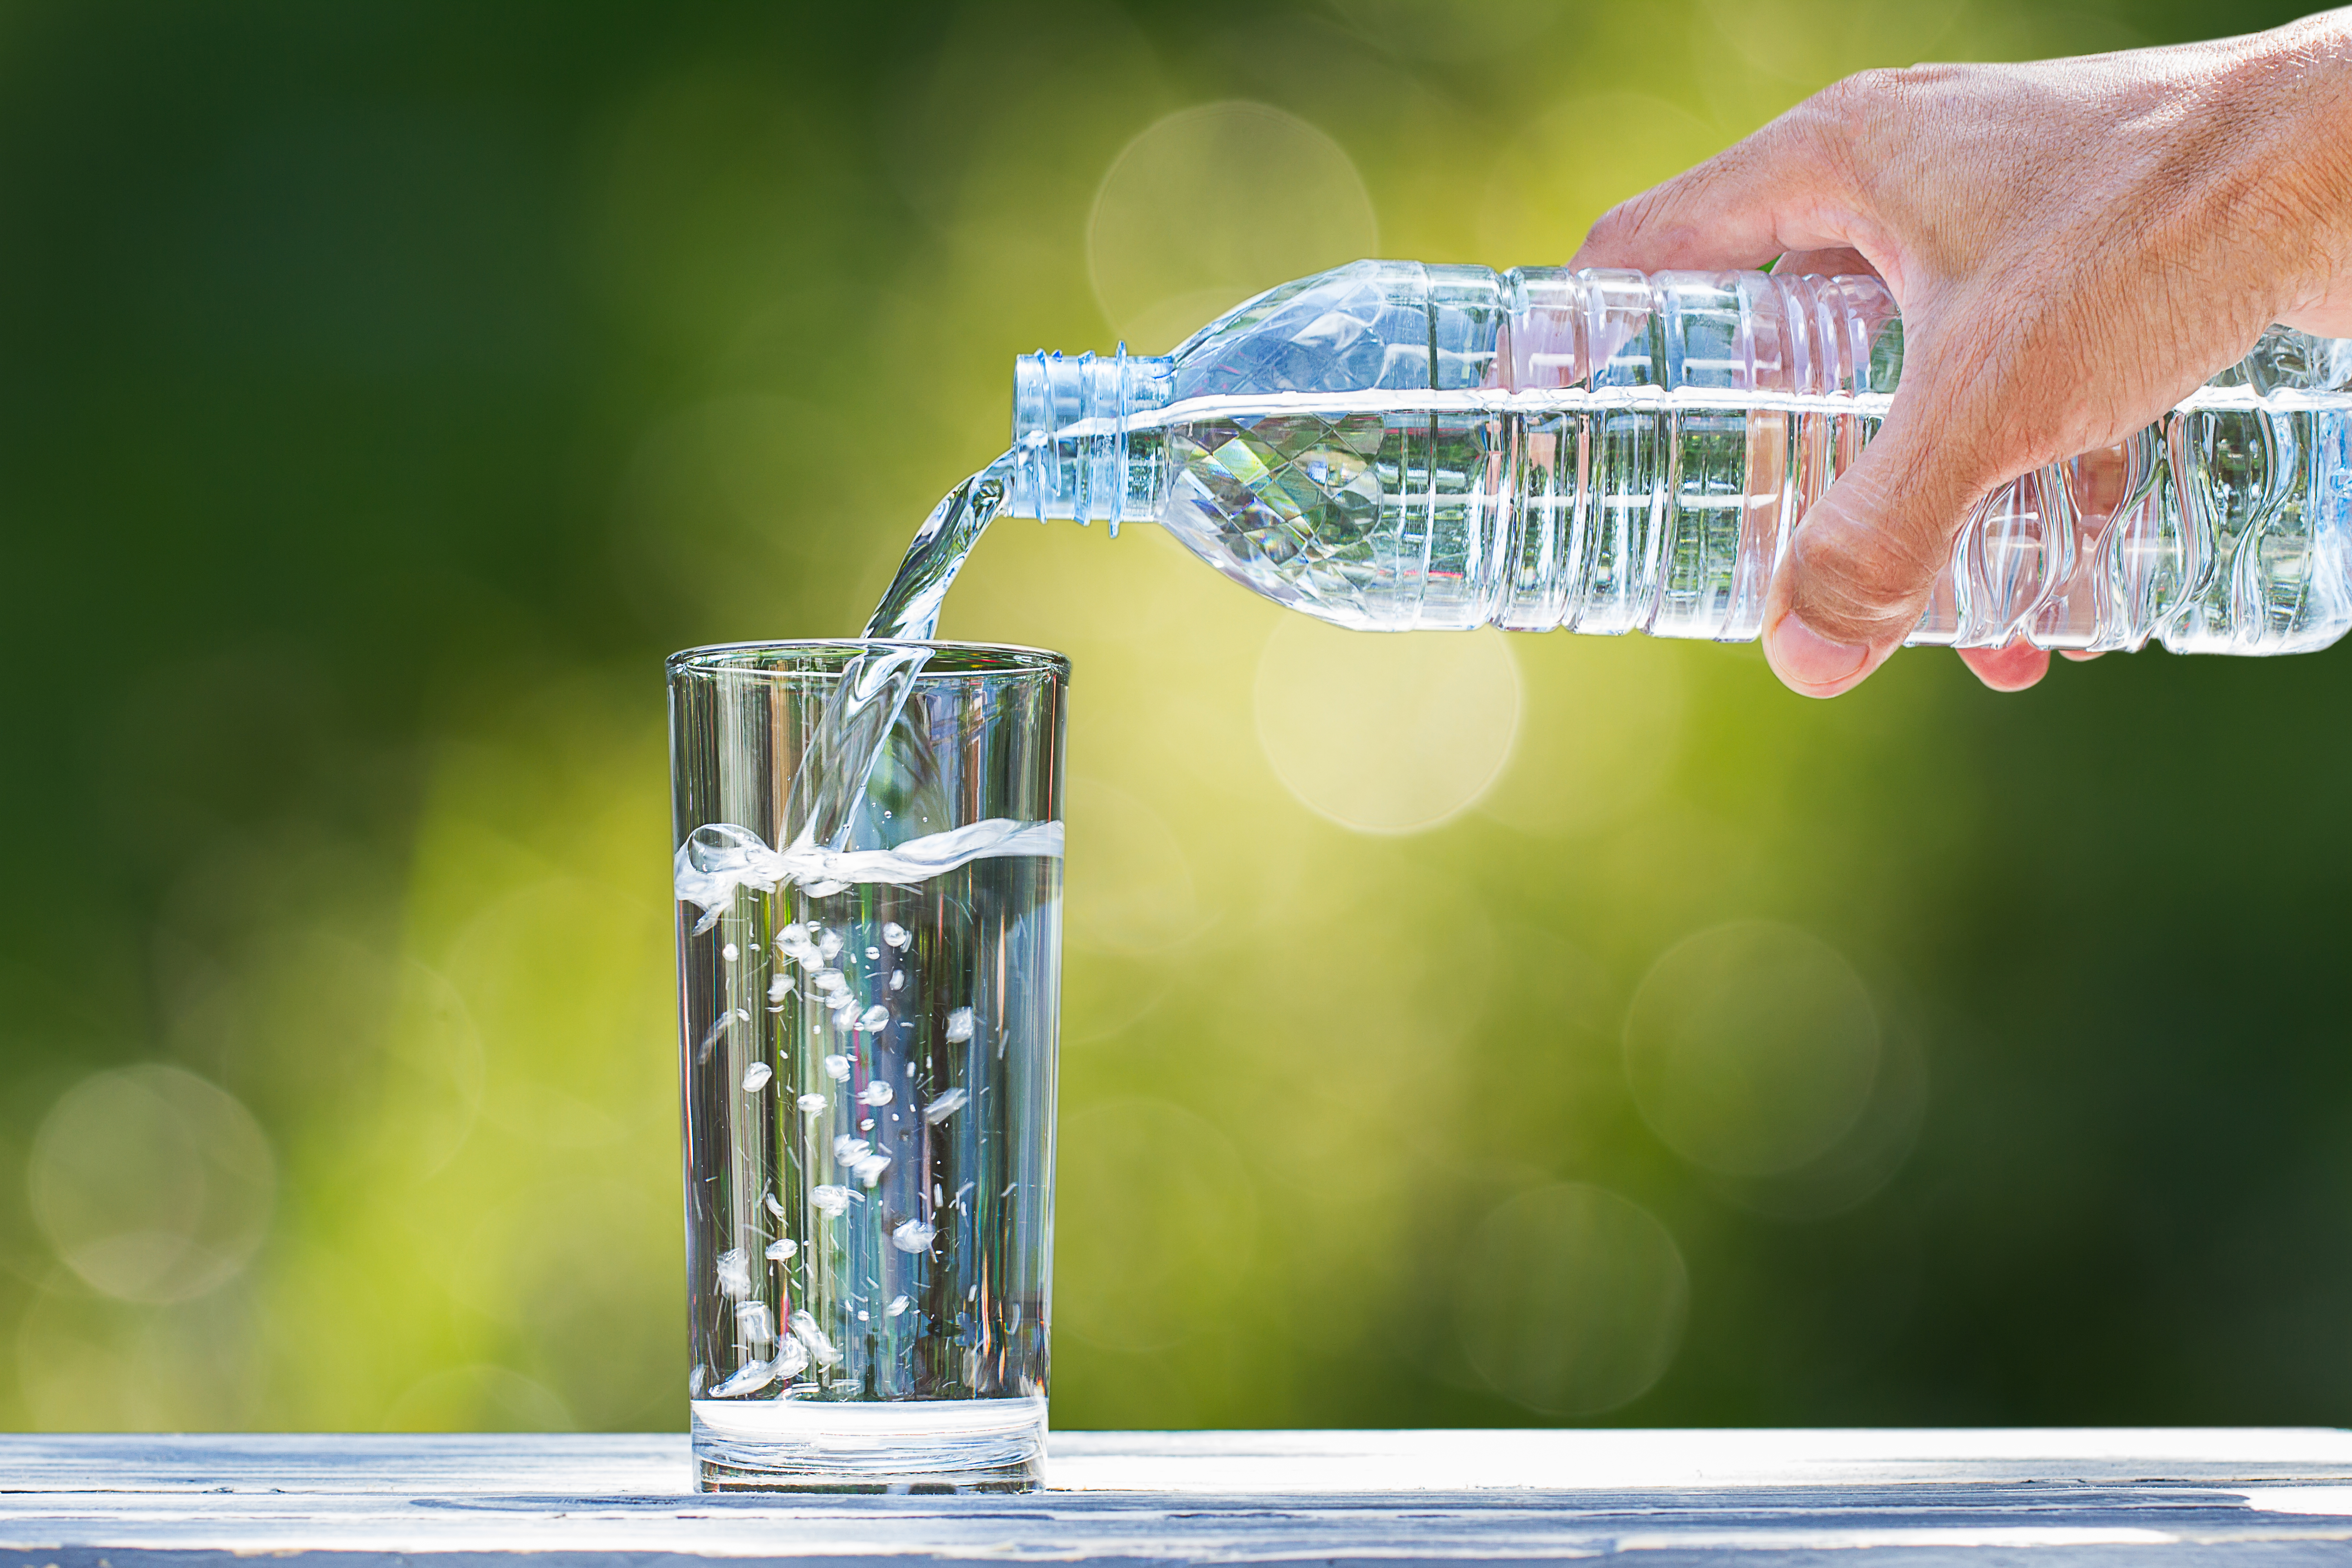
3,0 -> 2349,1434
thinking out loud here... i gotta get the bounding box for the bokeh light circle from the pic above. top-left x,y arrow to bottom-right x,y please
1088,102 -> 1377,352
29,1064 -> 275,1303
1056,1098 -> 1257,1352
1458,1182 -> 1688,1415
1625,921 -> 1880,1177
1254,618 -> 1521,835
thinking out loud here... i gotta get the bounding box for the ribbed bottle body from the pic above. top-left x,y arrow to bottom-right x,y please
1009,260 -> 2352,653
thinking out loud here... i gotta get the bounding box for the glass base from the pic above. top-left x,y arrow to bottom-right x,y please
691,1394 -> 1047,1492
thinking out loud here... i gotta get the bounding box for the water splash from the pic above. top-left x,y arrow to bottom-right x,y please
780,643 -> 935,862
676,818 -> 1065,908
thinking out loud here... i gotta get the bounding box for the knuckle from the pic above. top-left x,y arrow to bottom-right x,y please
1782,72 -> 1898,195
1806,69 -> 1892,142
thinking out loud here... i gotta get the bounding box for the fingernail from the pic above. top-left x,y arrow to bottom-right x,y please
1765,614 -> 1870,693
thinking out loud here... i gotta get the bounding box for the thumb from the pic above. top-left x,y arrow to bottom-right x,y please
1762,401 -> 1991,698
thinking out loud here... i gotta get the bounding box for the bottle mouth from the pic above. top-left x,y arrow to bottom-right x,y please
1009,346 -> 1174,530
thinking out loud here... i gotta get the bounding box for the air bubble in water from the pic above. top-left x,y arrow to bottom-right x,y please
763,1191 -> 786,1220
890,970 -> 906,992
859,1081 -> 894,1107
887,1295 -> 910,1317
789,1310 -> 841,1365
770,1337 -> 808,1378
715,1248 -> 753,1298
833,1135 -> 872,1165
817,930 -> 844,962
945,1007 -> 975,1043
823,1055 -> 851,1082
853,1151 -> 893,1185
922,1088 -> 968,1125
857,1004 -> 891,1033
734,1300 -> 774,1347
708,1357 -> 779,1398
721,942 -> 740,963
796,1091 -> 827,1116
891,1219 -> 936,1254
814,969 -> 847,995
883,922 -> 911,950
809,1185 -> 856,1215
768,975 -> 794,1002
866,946 -> 881,961
741,1063 -> 773,1093
765,1237 -> 798,1262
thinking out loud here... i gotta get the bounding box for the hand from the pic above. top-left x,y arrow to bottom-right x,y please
1570,10 -> 2352,697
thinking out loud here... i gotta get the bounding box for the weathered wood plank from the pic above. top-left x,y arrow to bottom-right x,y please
9,1429 -> 2352,1495
0,1434 -> 685,1495
1051,1427 -> 2352,1491
0,1431 -> 2348,1564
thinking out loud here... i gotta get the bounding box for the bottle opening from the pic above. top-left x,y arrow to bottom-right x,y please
1009,347 -> 1173,530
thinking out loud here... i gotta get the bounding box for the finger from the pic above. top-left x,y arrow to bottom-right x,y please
1957,642 -> 2050,691
2058,649 -> 2104,662
1761,402 -> 1995,698
1570,96 -> 1871,275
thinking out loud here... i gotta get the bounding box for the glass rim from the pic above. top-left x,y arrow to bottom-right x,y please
666,638 -> 1068,681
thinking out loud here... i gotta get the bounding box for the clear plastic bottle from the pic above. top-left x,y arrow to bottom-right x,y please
1007,260 -> 2352,655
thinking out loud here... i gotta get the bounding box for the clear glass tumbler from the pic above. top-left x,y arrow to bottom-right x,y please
669,640 -> 1066,1492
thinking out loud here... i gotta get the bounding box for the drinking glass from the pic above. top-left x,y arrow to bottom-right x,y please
669,640 -> 1066,1492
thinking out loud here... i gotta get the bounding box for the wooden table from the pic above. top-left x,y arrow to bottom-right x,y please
6,1430 -> 2352,1563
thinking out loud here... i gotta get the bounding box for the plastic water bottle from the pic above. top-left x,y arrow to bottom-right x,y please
1006,261 -> 2352,655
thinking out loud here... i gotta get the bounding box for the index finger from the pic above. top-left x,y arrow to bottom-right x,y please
1568,95 -> 1881,277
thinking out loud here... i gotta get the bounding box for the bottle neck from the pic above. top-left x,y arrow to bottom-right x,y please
1009,347 -> 1174,533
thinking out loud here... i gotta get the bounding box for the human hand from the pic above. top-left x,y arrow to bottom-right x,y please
1570,10 -> 2352,697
